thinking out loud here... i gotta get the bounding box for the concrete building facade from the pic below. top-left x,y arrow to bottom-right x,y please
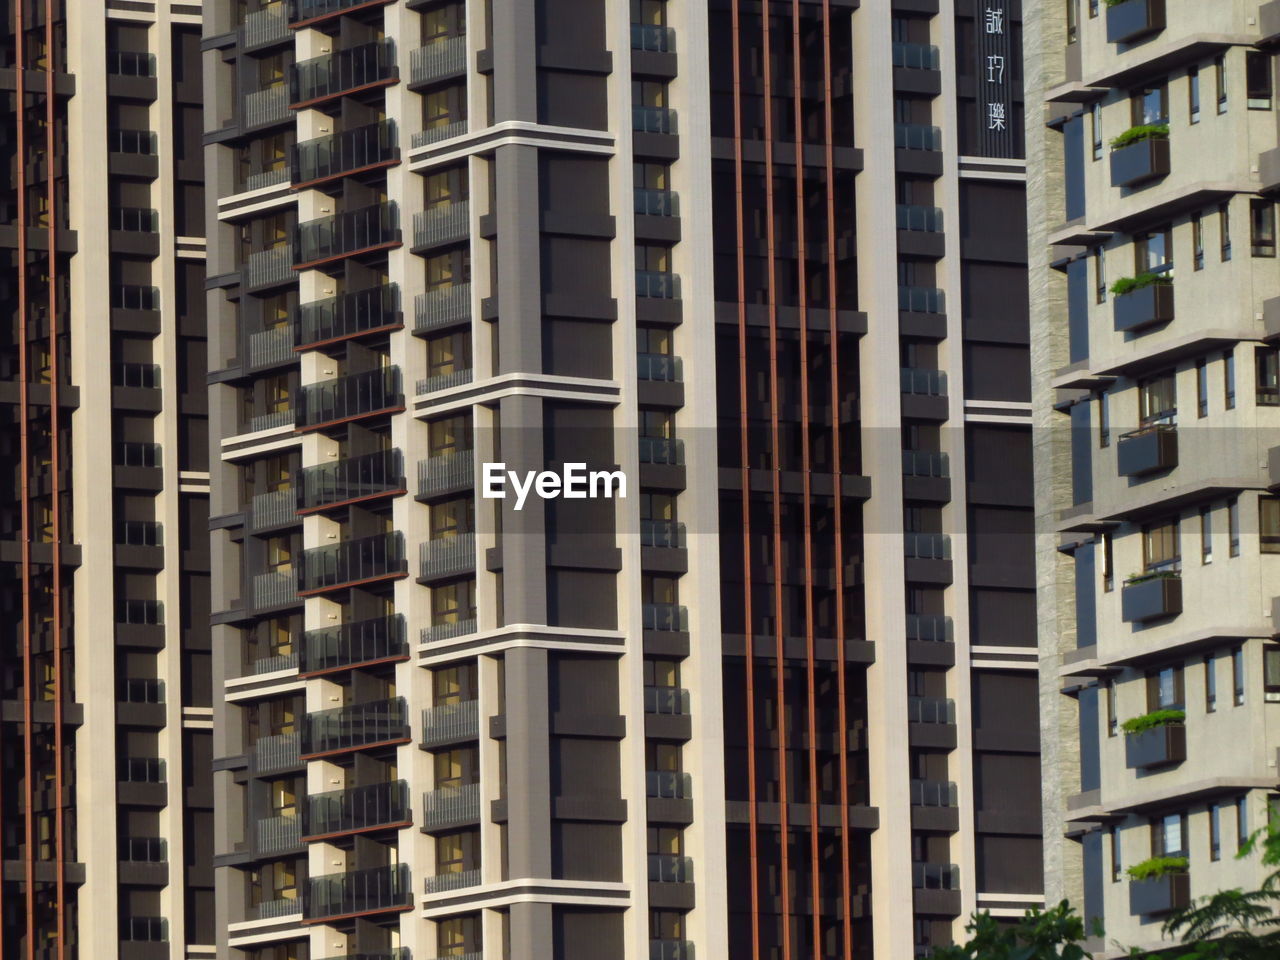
1027,0 -> 1280,955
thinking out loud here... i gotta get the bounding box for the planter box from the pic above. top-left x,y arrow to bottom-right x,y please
1125,723 -> 1186,769
1111,136 -> 1170,188
1121,575 -> 1182,623
1107,0 -> 1166,43
1113,281 -> 1174,333
1129,873 -> 1190,916
1117,425 -> 1177,477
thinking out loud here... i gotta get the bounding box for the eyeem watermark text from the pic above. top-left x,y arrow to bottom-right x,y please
481,462 -> 627,510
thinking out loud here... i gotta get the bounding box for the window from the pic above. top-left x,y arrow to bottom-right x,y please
1210,803 -> 1222,860
1110,826 -> 1122,881
1188,67 -> 1201,123
1251,199 -> 1277,258
1066,0 -> 1078,43
1147,664 -> 1185,710
1098,390 -> 1111,447
1215,54 -> 1227,113
430,497 -> 473,540
633,79 -> 669,109
1246,50 -> 1273,109
1094,245 -> 1106,302
1192,213 -> 1204,270
1153,812 -> 1188,857
1089,0 -> 1098,17
1264,646 -> 1280,700
1106,678 -> 1118,736
1238,795 -> 1250,849
1221,201 -> 1233,261
1205,654 -> 1218,712
1143,519 -> 1181,573
265,535 -> 293,573
1262,497 -> 1280,552
1257,348 -> 1280,406
1102,532 -> 1114,592
1090,102 -> 1103,160
1139,371 -> 1177,425
1196,358 -> 1208,417
1229,497 -> 1241,556
1233,646 -> 1246,705
1131,82 -> 1169,125
1135,226 -> 1173,275
1200,506 -> 1213,563
1225,349 -> 1237,409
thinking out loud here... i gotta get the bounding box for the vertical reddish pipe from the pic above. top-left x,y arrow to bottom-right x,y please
728,1 -> 761,956
820,1 -> 854,955
759,4 -> 794,956
786,3 -> 823,956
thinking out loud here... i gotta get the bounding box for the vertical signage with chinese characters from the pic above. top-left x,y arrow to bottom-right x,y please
976,2 -> 1014,157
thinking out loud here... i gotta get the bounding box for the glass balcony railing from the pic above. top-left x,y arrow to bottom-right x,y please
116,520 -> 163,546
635,187 -> 679,217
650,941 -> 694,960
117,598 -> 163,624
910,779 -> 959,807
639,436 -> 684,465
301,697 -> 410,756
648,853 -> 694,883
420,533 -> 475,580
292,120 -> 397,185
905,613 -> 953,642
110,207 -> 159,232
895,204 -> 944,233
121,837 -> 167,862
891,41 -> 940,70
904,532 -> 951,560
290,39 -> 397,105
907,696 -> 956,725
289,0 -> 376,22
413,201 -> 469,248
422,782 -> 480,828
297,366 -> 403,429
913,862 -> 960,890
638,353 -> 683,382
120,757 -> 166,783
421,700 -> 479,746
894,123 -> 942,151
410,34 -> 466,85
108,129 -> 158,155
644,685 -> 689,715
112,284 -> 160,310
646,770 -> 692,799
898,285 -> 945,313
902,449 -> 949,478
637,270 -> 681,299
298,531 -> 407,593
415,282 -> 471,334
297,449 -> 404,512
420,618 -> 478,645
296,284 -> 401,348
900,367 -> 947,396
300,614 -> 408,675
107,50 -> 157,77
295,202 -> 400,265
304,779 -> 410,838
119,678 -> 165,703
115,441 -> 161,468
634,105 -> 677,134
123,918 -> 168,943
113,362 -> 160,388
631,22 -> 675,52
305,864 -> 412,921
640,519 -> 685,549
643,602 -> 688,632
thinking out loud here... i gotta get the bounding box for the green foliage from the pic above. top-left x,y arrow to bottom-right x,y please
927,901 -> 1094,959
1127,856 -> 1190,882
1123,567 -> 1179,585
1103,0 -> 1131,7
1110,123 -> 1170,149
1111,272 -> 1173,297
1121,710 -> 1186,735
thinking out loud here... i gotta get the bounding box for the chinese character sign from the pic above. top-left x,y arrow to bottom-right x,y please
976,1 -> 1015,156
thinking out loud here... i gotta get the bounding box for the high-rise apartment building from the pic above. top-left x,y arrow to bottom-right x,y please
2,0 -> 213,958
1027,0 -> 1280,955
196,1 -> 1042,959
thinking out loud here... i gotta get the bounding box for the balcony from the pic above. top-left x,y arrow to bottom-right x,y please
251,651 -> 299,675
641,519 -> 686,549
1107,0 -> 1165,43
912,862 -> 960,889
295,202 -> 401,267
113,284 -> 160,312
902,450 -> 949,478
290,39 -> 397,107
644,686 -> 690,715
644,602 -> 688,632
254,732 -> 301,773
415,283 -> 471,334
243,247 -> 294,291
899,285 -> 945,313
639,437 -> 684,465
409,35 -> 466,86
304,779 -> 410,840
120,678 -> 165,704
122,918 -> 168,943
114,362 -> 161,389
1110,136 -> 1170,188
901,367 -> 947,396
892,41 -> 939,70
253,898 -> 302,920
253,570 -> 297,608
1116,424 -> 1177,477
1125,723 -> 1186,769
242,4 -> 289,49
1129,872 -> 1190,916
248,408 -> 295,433
422,782 -> 481,829
249,324 -> 295,368
632,23 -> 675,52
413,201 -> 469,249
420,618 -> 478,645
296,449 -> 405,512
635,188 -> 679,217
296,366 -> 404,430
638,353 -> 683,382
301,698 -> 411,757
108,128 -> 158,156
634,105 -> 678,134
107,50 -> 157,77
296,284 -> 401,349
905,532 -> 950,560
908,696 -> 955,724
117,520 -> 163,548
312,952 -> 409,960
646,770 -> 692,799
637,270 -> 681,299
120,757 -> 166,783
256,814 -> 302,854
250,488 -> 296,530
1121,573 -> 1182,623
423,868 -> 481,895
121,837 -> 167,863
906,614 -> 953,642
110,207 -> 158,232
910,779 -> 958,807
297,531 -> 407,594
1113,279 -> 1174,332
118,598 -> 163,625
300,614 -> 408,675
243,86 -> 290,129
421,700 -> 479,747
419,533 -> 476,581
411,119 -> 468,149
894,123 -> 941,151
245,166 -> 290,191
292,120 -> 397,187
418,450 -> 474,498
289,0 -> 385,22
896,204 -> 943,232
305,864 -> 412,922
416,368 -> 473,395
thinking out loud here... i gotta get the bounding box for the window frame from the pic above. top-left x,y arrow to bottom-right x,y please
1250,199 -> 1277,258
1229,497 -> 1241,556
1142,518 -> 1181,574
1221,200 -> 1233,261
1224,349 -> 1237,410
1188,66 -> 1201,123
1192,212 -> 1204,270
1205,653 -> 1218,712
1196,358 -> 1208,417
1261,496 -> 1280,553
1215,54 -> 1228,114
1246,50 -> 1273,110
1200,505 -> 1213,564
1233,646 -> 1246,705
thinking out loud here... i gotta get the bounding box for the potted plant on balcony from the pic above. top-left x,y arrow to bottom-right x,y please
1127,855 -> 1191,916
1111,270 -> 1175,333
1121,570 -> 1182,623
1122,708 -> 1187,769
1104,0 -> 1167,45
1110,123 -> 1171,188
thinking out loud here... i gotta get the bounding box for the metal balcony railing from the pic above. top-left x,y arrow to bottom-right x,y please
297,366 -> 403,429
297,449 -> 404,512
648,853 -> 694,883
290,39 -> 397,105
249,408 -> 296,432
113,362 -> 160,388
416,368 -> 473,396
644,685 -> 689,715
637,270 -> 681,299
421,700 -> 479,746
891,41 -> 940,70
650,941 -> 694,960
121,837 -> 167,862
254,732 -> 301,772
643,602 -> 688,632
638,353 -> 683,381
116,520 -> 163,546
910,779 -> 959,807
119,678 -> 165,703
413,201 -> 469,248
905,614 -> 953,643
257,814 -> 302,853
119,757 -> 166,783
296,284 -> 401,348
632,22 -> 675,52
898,285 -> 946,313
244,166 -> 290,191
646,770 -> 692,799
242,4 -> 289,47
289,0 -> 376,22
900,367 -> 947,396
422,782 -> 480,827
112,284 -> 160,310
641,519 -> 686,549
304,779 -> 410,838
122,918 -> 168,942
907,696 -> 956,725
295,202 -> 400,266
415,282 -> 471,334
420,618 -> 477,645
635,187 -> 679,216
894,123 -> 942,151
108,129 -> 157,155
250,488 -> 296,530
420,533 -> 475,580
912,862 -> 960,889
305,863 -> 413,921
423,868 -> 480,894
107,50 -> 157,77
411,119 -> 467,148
896,204 -> 944,232
243,247 -> 294,290
418,450 -> 473,497
902,449 -> 949,478
252,652 -> 299,674
243,86 -> 290,128
639,436 -> 684,465
314,951 -> 410,960
634,105 -> 677,134
249,324 -> 295,367
117,598 -> 163,625
292,120 -> 397,185
298,531 -> 406,593
253,569 -> 298,608
302,697 -> 410,756
253,898 -> 302,920
110,207 -> 159,232
410,35 -> 466,84
904,532 -> 951,560
300,614 -> 407,674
